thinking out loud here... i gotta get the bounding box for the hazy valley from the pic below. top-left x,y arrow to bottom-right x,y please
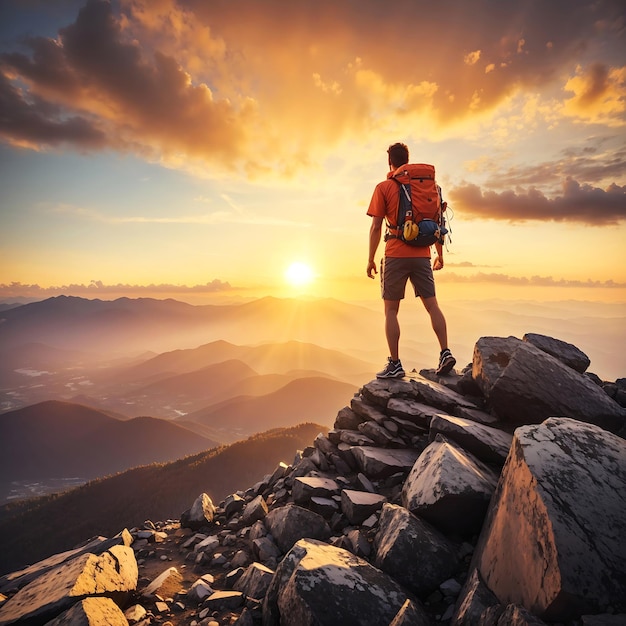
0,294 -> 623,507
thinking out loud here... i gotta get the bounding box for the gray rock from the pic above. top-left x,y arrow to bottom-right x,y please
338,429 -> 376,447
374,503 -> 458,598
473,417 -> 626,622
44,597 -> 128,626
345,529 -> 371,558
224,494 -> 246,518
181,493 -> 216,530
292,477 -> 340,505
341,490 -> 386,525
472,336 -> 625,432
386,398 -> 440,428
358,420 -> 396,446
429,413 -> 513,465
193,535 -> 220,556
234,562 -> 275,600
262,538 -> 422,626
402,436 -> 498,537
334,406 -> 365,430
0,546 -> 137,626
329,453 -> 352,476
360,378 -> 419,407
187,578 -> 214,603
523,332 -> 590,373
249,520 -> 267,541
308,496 -> 339,518
351,397 -> 388,423
290,456 -> 318,478
451,568 -> 499,626
406,375 -> 480,413
351,446 -> 421,479
264,504 -> 331,553
314,433 -> 338,457
205,590 -> 244,611
252,536 -> 281,563
242,495 -> 268,526
453,405 -> 500,426
356,472 -> 376,493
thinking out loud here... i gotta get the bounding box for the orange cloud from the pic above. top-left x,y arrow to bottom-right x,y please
1,0 -> 625,176
563,63 -> 626,126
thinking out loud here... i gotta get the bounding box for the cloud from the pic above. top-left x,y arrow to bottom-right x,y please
1,0 -> 624,176
449,177 -> 626,224
437,272 -> 626,288
563,63 -> 626,126
0,280 -> 233,299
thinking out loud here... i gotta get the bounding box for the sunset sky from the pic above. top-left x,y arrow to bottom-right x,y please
1,0 -> 625,304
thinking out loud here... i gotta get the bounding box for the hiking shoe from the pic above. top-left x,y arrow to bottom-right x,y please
376,358 -> 405,379
436,349 -> 456,375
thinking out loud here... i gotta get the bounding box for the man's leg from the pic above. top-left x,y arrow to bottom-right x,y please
384,299 -> 401,361
422,295 -> 456,374
421,296 -> 448,351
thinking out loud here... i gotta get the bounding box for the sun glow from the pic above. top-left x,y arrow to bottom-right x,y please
285,262 -> 315,288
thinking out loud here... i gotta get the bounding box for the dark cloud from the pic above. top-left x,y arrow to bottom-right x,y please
482,146 -> 626,188
1,0 -> 249,163
449,178 -> 626,224
0,72 -> 105,148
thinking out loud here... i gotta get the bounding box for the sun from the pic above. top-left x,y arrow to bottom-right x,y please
285,262 -> 315,288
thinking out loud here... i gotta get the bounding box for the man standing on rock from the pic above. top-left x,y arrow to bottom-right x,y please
367,142 -> 456,379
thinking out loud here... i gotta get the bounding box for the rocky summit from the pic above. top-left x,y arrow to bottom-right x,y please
0,332 -> 624,626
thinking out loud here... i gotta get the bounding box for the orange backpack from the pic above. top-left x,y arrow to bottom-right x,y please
385,164 -> 448,247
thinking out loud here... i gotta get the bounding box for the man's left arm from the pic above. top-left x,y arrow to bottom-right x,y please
433,241 -> 444,271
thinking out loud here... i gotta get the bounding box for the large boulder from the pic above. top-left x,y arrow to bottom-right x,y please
522,333 -> 590,373
402,435 -> 499,537
262,538 -> 428,626
472,336 -> 625,432
472,417 -> 626,622
373,503 -> 458,597
0,546 -> 137,625
264,504 -> 331,554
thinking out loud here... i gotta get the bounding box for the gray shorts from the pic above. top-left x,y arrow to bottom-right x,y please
380,256 -> 435,300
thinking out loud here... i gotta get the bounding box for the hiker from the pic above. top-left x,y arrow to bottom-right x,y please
366,142 -> 456,379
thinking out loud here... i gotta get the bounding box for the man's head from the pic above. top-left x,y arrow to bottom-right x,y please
387,142 -> 409,168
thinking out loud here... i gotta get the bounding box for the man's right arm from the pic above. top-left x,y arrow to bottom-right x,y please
367,216 -> 384,278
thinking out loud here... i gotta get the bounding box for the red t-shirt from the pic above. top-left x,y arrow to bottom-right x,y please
367,164 -> 437,258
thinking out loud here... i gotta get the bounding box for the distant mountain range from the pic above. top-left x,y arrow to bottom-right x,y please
0,400 -> 219,503
0,295 -> 383,357
0,422 -> 325,575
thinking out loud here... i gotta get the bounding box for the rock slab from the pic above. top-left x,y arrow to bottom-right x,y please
473,417 -> 626,621
0,546 -> 137,626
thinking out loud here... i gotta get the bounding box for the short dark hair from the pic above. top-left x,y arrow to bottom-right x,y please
387,142 -> 409,168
